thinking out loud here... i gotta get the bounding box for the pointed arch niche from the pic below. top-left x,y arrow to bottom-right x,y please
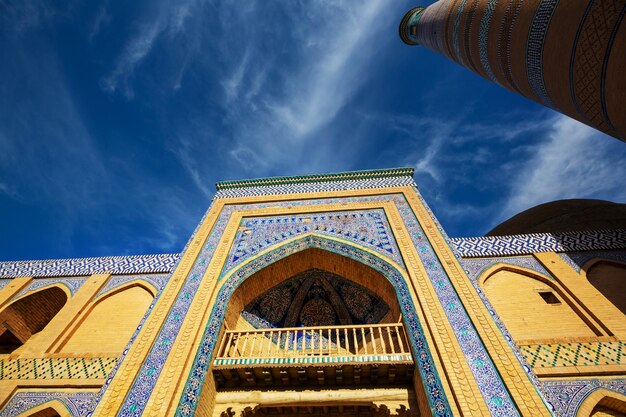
479,266 -> 598,341
0,286 -> 68,354
186,235 -> 451,417
58,282 -> 155,355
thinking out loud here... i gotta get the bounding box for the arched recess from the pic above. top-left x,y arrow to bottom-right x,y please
583,259 -> 626,317
0,286 -> 68,354
225,249 -> 401,331
181,234 -> 452,417
15,400 -> 70,417
479,265 -> 598,341
577,389 -> 626,417
58,282 -> 155,355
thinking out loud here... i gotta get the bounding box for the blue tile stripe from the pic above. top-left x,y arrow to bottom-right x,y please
451,229 -> 626,258
0,254 -> 180,279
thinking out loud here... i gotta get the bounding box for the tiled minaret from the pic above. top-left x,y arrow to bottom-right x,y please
400,2 -> 626,142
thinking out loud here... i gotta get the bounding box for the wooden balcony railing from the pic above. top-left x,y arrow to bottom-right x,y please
213,323 -> 413,368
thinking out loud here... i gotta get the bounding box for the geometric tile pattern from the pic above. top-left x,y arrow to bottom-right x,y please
214,167 -> 416,199
520,341 -> 624,369
451,229 -> 626,258
0,356 -> 117,380
0,391 -> 99,417
15,277 -> 88,299
0,253 -> 180,279
559,250 -> 626,273
225,209 -> 404,273
95,273 -> 171,298
542,378 -> 626,417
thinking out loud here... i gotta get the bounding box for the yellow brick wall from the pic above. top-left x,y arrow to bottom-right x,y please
59,285 -> 153,355
483,269 -> 596,341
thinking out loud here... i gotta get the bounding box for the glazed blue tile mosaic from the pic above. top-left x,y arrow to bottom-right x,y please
451,229 -> 626,258
0,391 -> 98,417
542,378 -> 626,417
0,254 -> 180,278
224,209 -> 405,273
95,274 -> 171,298
15,276 -> 88,299
558,250 -> 626,273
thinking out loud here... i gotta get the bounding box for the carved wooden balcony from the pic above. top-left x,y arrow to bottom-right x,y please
212,323 -> 414,389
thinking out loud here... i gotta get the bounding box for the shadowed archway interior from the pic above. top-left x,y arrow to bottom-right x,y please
224,247 -> 402,331
242,268 -> 391,329
0,286 -> 67,354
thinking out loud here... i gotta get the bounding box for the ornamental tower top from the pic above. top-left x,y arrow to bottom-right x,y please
400,2 -> 626,142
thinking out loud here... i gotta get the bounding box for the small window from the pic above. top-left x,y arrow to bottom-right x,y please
538,291 -> 560,304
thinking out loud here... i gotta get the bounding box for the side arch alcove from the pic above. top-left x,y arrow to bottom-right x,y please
0,286 -> 68,354
182,235 -> 451,417
57,282 -> 155,355
479,266 -> 597,341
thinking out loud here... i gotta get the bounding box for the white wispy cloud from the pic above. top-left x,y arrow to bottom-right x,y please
500,116 -> 626,221
101,0 -> 203,98
88,2 -> 111,42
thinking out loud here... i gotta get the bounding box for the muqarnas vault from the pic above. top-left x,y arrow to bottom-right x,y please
0,168 -> 625,417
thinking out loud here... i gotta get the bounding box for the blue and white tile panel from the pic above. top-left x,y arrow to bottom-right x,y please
0,254 -> 180,279
451,229 -> 626,258
214,176 -> 417,199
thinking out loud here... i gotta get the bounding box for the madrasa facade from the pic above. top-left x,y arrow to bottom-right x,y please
0,168 -> 625,417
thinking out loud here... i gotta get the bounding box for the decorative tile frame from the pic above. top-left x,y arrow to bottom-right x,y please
225,209 -> 405,273
0,391 -> 99,417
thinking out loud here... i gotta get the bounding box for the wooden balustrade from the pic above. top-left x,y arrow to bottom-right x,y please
213,323 -> 413,368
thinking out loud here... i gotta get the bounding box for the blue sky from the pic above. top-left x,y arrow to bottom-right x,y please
1,0 -> 625,261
